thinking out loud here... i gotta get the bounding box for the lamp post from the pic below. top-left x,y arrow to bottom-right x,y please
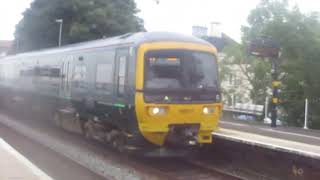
55,19 -> 63,47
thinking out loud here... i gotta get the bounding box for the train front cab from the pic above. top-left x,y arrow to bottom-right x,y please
134,42 -> 222,154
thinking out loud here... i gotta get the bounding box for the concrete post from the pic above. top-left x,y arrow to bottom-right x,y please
264,97 -> 268,120
304,98 -> 308,129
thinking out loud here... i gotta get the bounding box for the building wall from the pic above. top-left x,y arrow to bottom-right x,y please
0,41 -> 13,57
219,53 -> 253,107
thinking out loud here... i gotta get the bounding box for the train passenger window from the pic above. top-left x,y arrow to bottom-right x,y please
20,69 -> 34,77
96,63 -> 113,91
49,68 -> 61,78
73,65 -> 87,88
117,56 -> 127,95
0,66 -> 4,81
74,65 -> 86,80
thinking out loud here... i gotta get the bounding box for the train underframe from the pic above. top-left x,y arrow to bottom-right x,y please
0,90 -> 205,156
53,106 -> 202,156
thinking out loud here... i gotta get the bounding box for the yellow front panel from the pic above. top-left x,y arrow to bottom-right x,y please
135,42 -> 222,146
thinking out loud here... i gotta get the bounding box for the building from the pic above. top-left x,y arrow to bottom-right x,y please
209,22 -> 222,38
219,62 -> 253,106
192,26 -> 208,38
0,40 -> 13,57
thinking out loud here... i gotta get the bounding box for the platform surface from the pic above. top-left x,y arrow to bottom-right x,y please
0,138 -> 53,180
214,120 -> 320,160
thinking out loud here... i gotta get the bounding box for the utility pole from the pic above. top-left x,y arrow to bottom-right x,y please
55,19 -> 63,47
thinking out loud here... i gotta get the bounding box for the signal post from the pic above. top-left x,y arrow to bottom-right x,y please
271,58 -> 280,127
248,38 -> 281,128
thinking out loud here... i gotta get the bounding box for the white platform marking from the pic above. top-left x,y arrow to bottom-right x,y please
220,121 -> 320,141
219,121 -> 250,127
260,128 -> 320,141
213,128 -> 320,160
0,138 -> 54,180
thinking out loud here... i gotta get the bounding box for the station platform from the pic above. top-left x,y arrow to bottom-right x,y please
0,138 -> 53,180
214,120 -> 320,160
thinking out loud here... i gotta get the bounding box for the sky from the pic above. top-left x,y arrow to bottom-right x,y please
0,0 -> 319,42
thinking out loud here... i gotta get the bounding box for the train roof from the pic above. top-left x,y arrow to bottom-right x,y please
1,32 -> 214,60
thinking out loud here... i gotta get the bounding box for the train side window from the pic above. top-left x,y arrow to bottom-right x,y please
96,63 -> 113,91
73,65 -> 87,88
49,68 -> 61,78
0,65 -> 4,81
117,56 -> 127,95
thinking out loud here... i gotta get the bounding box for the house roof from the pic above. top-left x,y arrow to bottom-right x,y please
202,33 -> 238,52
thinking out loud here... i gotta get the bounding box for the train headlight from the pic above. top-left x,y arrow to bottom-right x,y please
152,107 -> 160,114
149,107 -> 167,116
203,107 -> 215,114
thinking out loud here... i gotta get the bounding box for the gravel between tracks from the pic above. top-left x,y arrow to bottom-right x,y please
0,113 -> 171,180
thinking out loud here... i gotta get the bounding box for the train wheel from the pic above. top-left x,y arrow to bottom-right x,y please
112,134 -> 126,153
84,129 -> 91,139
53,111 -> 62,127
84,120 -> 93,139
73,114 -> 84,134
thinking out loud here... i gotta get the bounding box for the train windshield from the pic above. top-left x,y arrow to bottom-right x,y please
144,49 -> 218,93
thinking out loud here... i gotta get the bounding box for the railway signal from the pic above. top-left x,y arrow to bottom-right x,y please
248,37 -> 281,128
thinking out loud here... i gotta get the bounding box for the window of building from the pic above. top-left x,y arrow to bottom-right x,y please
229,74 -> 234,85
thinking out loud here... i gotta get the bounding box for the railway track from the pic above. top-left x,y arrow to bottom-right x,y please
139,157 -> 246,180
0,110 -> 255,180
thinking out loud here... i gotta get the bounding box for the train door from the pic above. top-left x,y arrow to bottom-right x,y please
72,55 -> 88,101
59,57 -> 73,99
114,48 -> 129,105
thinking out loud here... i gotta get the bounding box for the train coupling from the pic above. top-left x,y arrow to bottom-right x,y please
166,124 -> 200,146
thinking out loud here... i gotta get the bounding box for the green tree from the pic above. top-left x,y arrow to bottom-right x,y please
243,0 -> 320,128
12,0 -> 144,53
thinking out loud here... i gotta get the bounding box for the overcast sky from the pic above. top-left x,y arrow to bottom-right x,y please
0,0 -> 319,42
